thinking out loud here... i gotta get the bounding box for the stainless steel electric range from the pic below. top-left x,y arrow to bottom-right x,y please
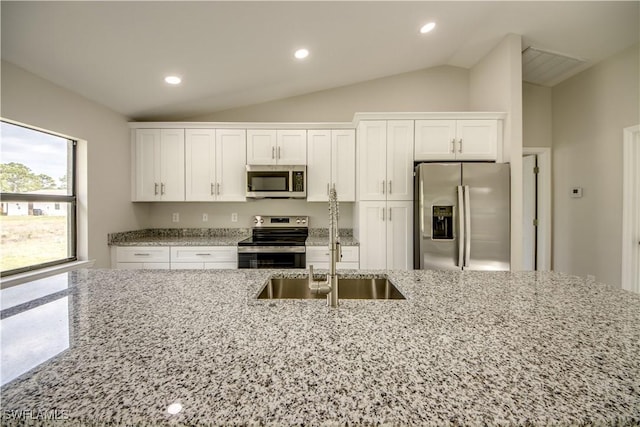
237,215 -> 309,269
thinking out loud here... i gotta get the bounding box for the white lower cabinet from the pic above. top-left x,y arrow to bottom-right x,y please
357,201 -> 413,270
113,246 -> 237,270
305,246 -> 359,270
115,246 -> 171,269
170,246 -> 237,270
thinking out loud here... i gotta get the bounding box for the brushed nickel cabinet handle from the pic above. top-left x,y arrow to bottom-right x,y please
154,183 -> 159,195
272,146 -> 275,159
451,139 -> 455,153
211,183 -> 215,195
161,183 -> 166,195
458,139 -> 463,153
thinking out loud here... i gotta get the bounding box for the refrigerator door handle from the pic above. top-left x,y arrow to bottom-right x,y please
457,185 -> 465,268
464,185 -> 471,267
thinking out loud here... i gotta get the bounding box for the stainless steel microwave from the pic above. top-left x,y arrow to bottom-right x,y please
246,165 -> 306,198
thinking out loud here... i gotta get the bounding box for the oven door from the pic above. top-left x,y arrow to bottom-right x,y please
237,247 -> 306,269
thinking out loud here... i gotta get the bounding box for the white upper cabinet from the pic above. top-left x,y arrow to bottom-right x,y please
357,120 -> 414,201
134,129 -> 185,201
246,129 -> 307,165
415,119 -> 498,161
307,129 -> 355,202
215,129 -> 247,201
185,129 -> 246,202
277,130 -> 307,164
307,130 -> 332,201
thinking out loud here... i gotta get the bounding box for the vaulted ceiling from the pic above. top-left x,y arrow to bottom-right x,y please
2,1 -> 638,121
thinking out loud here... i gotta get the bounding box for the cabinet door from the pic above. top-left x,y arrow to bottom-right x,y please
247,130 -> 277,165
386,121 -> 414,201
332,129 -> 356,202
414,120 -> 457,161
358,201 -> 387,269
306,130 -> 332,202
277,130 -> 307,164
455,120 -> 498,160
216,129 -> 247,201
387,201 -> 413,270
116,246 -> 171,263
357,121 -> 387,201
134,129 -> 161,201
185,129 -> 216,201
159,129 -> 185,201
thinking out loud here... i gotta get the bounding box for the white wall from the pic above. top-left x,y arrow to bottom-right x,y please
188,65 -> 470,122
469,34 -> 524,271
523,83 -> 552,148
552,44 -> 639,287
1,61 -> 147,268
146,201 -> 354,230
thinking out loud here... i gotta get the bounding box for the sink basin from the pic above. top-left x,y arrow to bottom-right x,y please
256,276 -> 406,300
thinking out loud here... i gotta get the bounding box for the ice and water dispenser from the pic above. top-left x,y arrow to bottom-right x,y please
432,206 -> 454,240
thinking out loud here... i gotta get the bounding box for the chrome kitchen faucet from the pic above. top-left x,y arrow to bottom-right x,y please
308,186 -> 341,307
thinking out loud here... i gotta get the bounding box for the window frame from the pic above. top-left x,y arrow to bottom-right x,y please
0,122 -> 78,277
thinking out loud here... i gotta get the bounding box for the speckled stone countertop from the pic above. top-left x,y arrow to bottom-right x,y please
306,228 -> 359,246
108,228 -> 251,246
1,269 -> 639,426
108,228 -> 358,247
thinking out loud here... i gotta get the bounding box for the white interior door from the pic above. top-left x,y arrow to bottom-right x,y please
522,154 -> 537,270
622,125 -> 640,293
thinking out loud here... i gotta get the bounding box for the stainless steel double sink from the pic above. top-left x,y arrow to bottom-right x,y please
256,276 -> 406,300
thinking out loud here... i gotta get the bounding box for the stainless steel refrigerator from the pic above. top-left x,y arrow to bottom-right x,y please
414,163 -> 510,271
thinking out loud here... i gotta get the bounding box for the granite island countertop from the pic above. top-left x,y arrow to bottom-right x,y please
1,269 -> 639,426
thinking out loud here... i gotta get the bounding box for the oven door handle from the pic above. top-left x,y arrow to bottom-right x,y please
237,246 -> 306,253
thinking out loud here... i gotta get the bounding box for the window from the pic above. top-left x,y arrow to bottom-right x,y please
0,121 -> 77,276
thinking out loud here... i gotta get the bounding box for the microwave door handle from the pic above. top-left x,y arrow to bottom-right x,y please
289,172 -> 293,192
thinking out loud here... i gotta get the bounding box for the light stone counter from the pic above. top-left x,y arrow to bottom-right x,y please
108,228 -> 251,247
1,269 -> 639,426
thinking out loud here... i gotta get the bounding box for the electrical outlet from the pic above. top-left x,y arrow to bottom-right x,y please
172,213 -> 179,223
202,213 -> 208,222
231,213 -> 238,223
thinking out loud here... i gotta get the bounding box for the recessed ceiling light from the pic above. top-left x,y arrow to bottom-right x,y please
164,76 -> 182,85
420,22 -> 436,34
294,48 -> 309,60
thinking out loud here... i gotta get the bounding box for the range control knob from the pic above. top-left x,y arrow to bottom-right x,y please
259,219 -> 264,223
302,219 -> 307,224
253,218 -> 258,224
296,219 -> 301,224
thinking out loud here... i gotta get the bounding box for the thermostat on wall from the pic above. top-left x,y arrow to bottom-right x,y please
570,187 -> 583,198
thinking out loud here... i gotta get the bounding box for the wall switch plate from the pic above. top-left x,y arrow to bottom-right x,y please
172,213 -> 180,223
231,213 -> 238,222
570,187 -> 583,198
202,213 -> 208,222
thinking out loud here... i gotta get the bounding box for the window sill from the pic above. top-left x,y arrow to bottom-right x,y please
0,260 -> 95,289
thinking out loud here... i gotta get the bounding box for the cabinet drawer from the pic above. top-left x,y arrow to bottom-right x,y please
117,247 -> 170,263
306,246 -> 359,263
170,246 -> 237,263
